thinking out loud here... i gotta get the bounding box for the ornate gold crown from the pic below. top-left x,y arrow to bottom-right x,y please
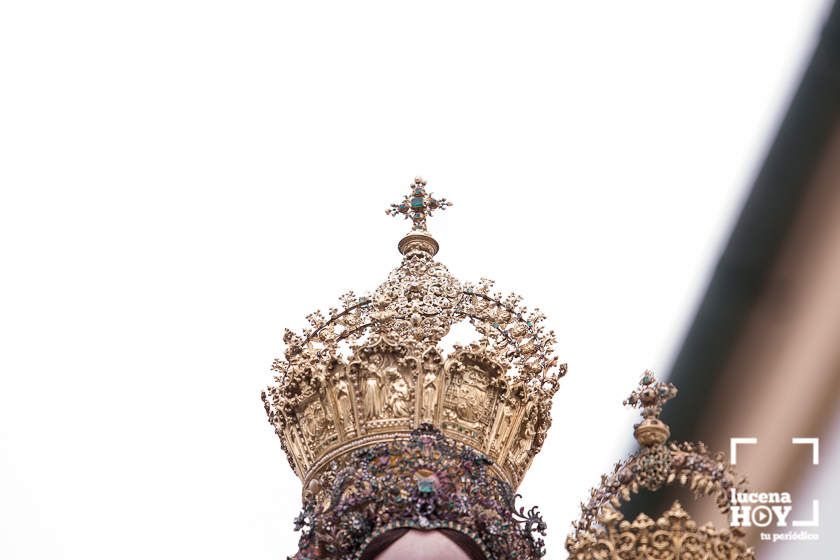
262,178 -> 566,558
263,178 -> 565,492
566,372 -> 755,560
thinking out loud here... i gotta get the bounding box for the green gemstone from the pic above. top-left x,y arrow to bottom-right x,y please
410,197 -> 424,208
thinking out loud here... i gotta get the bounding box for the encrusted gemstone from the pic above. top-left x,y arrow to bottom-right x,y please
411,197 -> 424,208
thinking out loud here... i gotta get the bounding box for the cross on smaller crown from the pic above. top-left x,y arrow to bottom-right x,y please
623,370 -> 678,421
386,177 -> 452,231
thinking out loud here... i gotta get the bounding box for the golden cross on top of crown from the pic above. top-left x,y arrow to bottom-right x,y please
386,177 -> 452,231
623,370 -> 678,421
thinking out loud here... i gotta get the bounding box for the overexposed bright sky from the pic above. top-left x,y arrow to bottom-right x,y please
0,2 -> 833,559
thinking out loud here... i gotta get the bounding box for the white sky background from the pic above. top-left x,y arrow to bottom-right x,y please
0,1 -> 833,559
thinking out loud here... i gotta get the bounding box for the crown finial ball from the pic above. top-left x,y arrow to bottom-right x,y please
634,418 -> 670,447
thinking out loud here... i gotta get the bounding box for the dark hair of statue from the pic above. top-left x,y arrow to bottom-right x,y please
359,528 -> 487,560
